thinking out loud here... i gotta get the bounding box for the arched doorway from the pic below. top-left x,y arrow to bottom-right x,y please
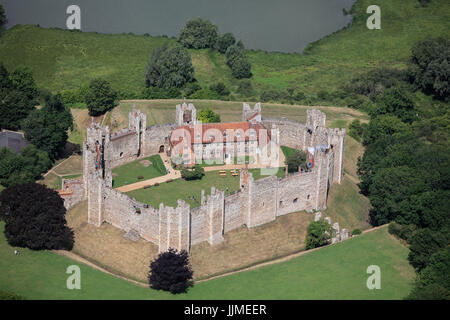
159,145 -> 165,153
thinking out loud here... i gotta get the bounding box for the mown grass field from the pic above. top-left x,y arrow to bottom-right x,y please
126,170 -> 241,208
0,0 -> 448,100
112,154 -> 166,188
0,223 -> 414,299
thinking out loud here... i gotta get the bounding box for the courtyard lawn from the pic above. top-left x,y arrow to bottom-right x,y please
126,170 -> 240,208
112,155 -> 166,188
0,223 -> 414,299
281,145 -> 299,159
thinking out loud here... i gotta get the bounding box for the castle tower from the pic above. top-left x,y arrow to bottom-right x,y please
328,128 -> 346,184
313,148 -> 330,211
176,100 -> 198,126
128,104 -> 147,157
243,102 -> 262,122
83,119 -> 112,227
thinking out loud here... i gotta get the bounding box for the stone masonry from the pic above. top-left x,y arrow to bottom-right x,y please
61,102 -> 346,253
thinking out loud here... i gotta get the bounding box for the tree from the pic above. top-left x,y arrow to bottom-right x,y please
216,32 -> 236,54
209,81 -> 230,96
362,114 -> 412,146
181,165 -> 205,180
198,108 -> 220,123
145,44 -> 194,89
407,248 -> 450,300
372,86 -> 417,123
409,37 -> 450,100
148,248 -> 193,294
22,93 -> 73,159
0,145 -> 51,188
231,57 -> 252,79
368,166 -> 428,226
408,228 -> 449,272
285,149 -> 307,172
0,183 -> 74,250
179,18 -> 218,49
0,64 -> 38,130
305,219 -> 332,250
0,4 -> 6,30
85,78 -> 117,116
9,66 -> 39,102
225,44 -> 245,67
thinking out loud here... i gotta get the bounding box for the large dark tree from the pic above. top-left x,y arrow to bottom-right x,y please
409,37 -> 450,100
85,78 -> 117,116
148,248 -> 193,294
145,44 -> 194,89
22,93 -> 73,159
0,183 -> 74,250
179,18 -> 218,49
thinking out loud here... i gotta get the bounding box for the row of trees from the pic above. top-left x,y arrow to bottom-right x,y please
351,38 -> 449,299
0,63 -> 74,189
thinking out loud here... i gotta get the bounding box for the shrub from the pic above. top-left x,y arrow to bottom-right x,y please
0,183 -> 74,250
189,88 -> 221,100
409,37 -> 450,100
210,81 -> 230,96
348,119 -> 367,141
216,32 -> 236,53
179,18 -> 218,49
142,87 -> 181,99
85,78 -> 117,116
154,183 -> 159,186
181,165 -> 205,181
305,219 -> 333,250
231,57 -> 252,79
237,79 -> 254,96
148,248 -> 193,294
197,108 -> 220,123
145,44 -> 194,89
351,229 -> 362,236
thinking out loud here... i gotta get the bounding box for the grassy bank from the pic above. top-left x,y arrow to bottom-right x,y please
0,223 -> 414,299
0,0 -> 448,101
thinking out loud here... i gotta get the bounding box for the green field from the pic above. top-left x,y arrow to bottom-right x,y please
0,223 -> 414,299
0,0 -> 448,100
112,154 -> 166,188
126,170 -> 240,208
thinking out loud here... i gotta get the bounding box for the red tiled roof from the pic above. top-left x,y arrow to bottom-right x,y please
170,121 -> 270,148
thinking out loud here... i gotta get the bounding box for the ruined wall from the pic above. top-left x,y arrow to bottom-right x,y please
59,178 -> 86,210
262,118 -> 307,150
81,105 -> 346,253
144,123 -> 177,155
277,171 -> 316,216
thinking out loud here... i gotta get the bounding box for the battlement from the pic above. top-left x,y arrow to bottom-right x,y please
77,102 -> 346,253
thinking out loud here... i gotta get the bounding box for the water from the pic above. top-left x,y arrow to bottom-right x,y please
0,0 -> 355,53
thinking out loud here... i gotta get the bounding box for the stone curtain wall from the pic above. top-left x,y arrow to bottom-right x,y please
78,106 -> 346,253
59,178 -> 86,211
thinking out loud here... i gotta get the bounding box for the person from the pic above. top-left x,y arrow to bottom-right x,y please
14,250 -> 19,255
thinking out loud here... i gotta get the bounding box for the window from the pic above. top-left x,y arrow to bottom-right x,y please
279,201 -> 283,207
307,195 -> 310,200
293,198 -> 298,203
119,152 -> 123,158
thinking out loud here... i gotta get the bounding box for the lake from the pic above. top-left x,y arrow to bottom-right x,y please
0,0 -> 355,53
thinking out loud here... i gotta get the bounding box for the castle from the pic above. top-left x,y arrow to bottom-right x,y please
61,102 -> 346,253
